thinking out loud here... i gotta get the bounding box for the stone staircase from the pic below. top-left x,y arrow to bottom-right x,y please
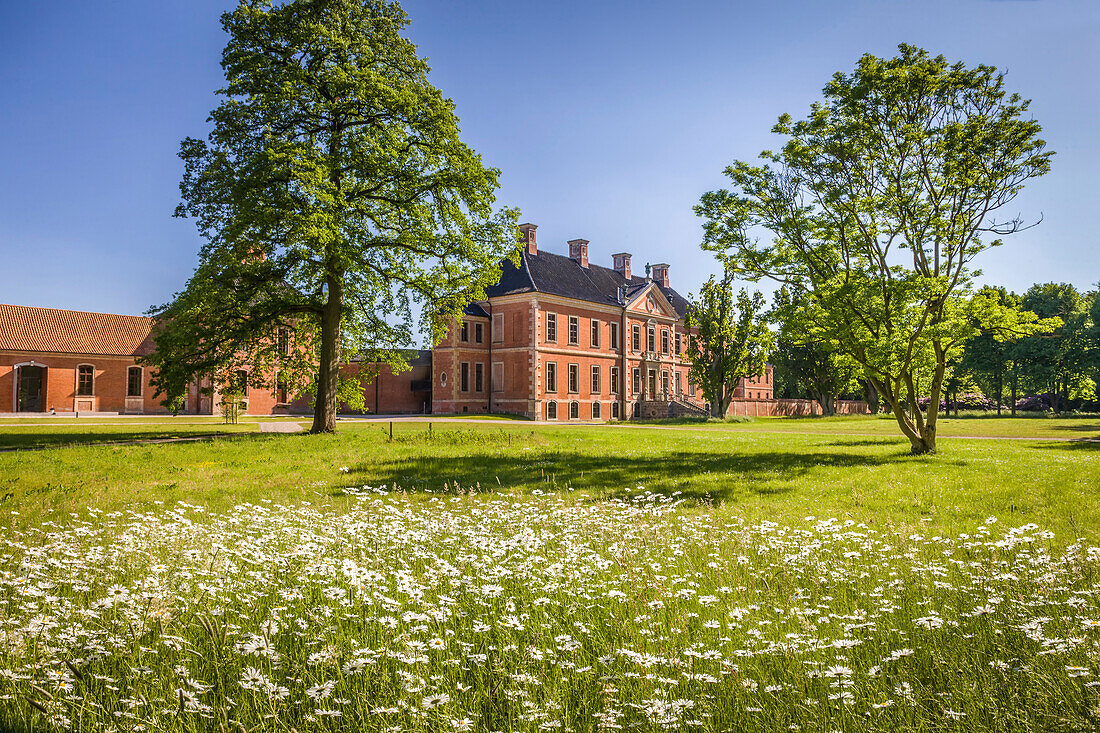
667,398 -> 709,418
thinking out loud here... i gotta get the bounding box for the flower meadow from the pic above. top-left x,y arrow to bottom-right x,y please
2,489 -> 1099,732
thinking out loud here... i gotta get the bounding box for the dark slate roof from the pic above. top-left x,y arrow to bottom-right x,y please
463,302 -> 490,318
486,250 -> 691,317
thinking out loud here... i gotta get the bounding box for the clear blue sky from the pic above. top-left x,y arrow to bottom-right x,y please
1,0 -> 1097,326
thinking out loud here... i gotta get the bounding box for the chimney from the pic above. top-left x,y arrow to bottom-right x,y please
612,252 -> 632,280
519,223 -> 537,256
652,263 -> 670,288
568,238 -> 589,268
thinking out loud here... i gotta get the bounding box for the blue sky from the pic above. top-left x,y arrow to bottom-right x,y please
1,0 -> 1097,329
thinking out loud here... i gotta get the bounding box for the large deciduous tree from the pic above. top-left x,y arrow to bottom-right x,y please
685,268 -> 773,418
1014,283 -> 1092,411
769,287 -> 861,416
696,44 -> 1054,453
958,286 -> 1030,415
146,0 -> 519,432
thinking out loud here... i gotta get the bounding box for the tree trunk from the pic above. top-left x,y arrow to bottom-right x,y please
814,391 -> 836,416
995,371 -> 1003,416
311,277 -> 343,434
1010,371 -> 1017,417
868,374 -> 937,455
864,378 -> 879,414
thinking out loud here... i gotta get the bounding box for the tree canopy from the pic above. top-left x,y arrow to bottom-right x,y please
685,268 -> 773,418
769,287 -> 862,416
145,0 -> 520,432
696,44 -> 1054,453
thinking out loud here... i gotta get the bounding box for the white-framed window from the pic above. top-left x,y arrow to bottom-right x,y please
568,364 -> 579,393
474,322 -> 484,344
648,368 -> 656,396
662,370 -> 670,396
546,312 -> 557,343
610,322 -> 620,350
592,401 -> 601,419
76,364 -> 95,396
591,365 -> 600,394
632,367 -> 641,396
610,366 -> 620,394
475,363 -> 485,392
689,382 -> 696,397
675,333 -> 682,354
569,401 -> 579,419
647,325 -> 656,352
568,316 -> 579,345
675,372 -> 682,397
632,324 -> 641,352
460,321 -> 469,342
591,319 -> 600,348
278,327 -> 291,356
127,366 -> 143,397
661,329 -> 669,354
611,401 -> 620,419
546,362 -> 558,393
460,362 -> 470,392
547,400 -> 557,420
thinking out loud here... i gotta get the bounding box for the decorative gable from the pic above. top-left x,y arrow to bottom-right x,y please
625,283 -> 679,319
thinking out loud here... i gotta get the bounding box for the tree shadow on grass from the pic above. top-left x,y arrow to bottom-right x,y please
344,448 -> 895,506
0,429 -> 265,452
1047,422 -> 1100,435
1034,439 -> 1100,451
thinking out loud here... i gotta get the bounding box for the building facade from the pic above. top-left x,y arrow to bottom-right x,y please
1,225 -> 773,419
431,224 -> 772,420
0,304 -> 304,415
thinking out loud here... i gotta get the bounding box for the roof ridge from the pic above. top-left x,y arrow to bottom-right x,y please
0,302 -> 152,321
520,250 -> 538,292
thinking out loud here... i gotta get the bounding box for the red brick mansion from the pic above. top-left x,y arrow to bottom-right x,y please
0,223 -> 774,419
431,224 -> 771,421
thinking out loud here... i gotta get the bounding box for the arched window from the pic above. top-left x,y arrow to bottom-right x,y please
546,400 -> 557,420
76,364 -> 94,396
127,366 -> 143,397
569,401 -> 579,419
592,401 -> 601,419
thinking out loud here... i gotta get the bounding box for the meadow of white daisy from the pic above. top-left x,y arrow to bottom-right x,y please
2,487 -> 1098,732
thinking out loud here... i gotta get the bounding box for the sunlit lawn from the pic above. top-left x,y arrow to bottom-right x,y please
2,419 -> 1099,732
2,419 -> 1098,538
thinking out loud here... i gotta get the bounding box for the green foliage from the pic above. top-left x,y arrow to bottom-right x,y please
685,267 -> 773,418
769,287 -> 862,414
696,44 -> 1054,453
146,0 -> 520,432
1014,283 -> 1095,410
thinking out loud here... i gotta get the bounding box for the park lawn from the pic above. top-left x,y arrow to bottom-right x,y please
639,413 -> 1100,440
3,418 -> 1099,732
1,419 -> 1098,540
0,422 -> 260,450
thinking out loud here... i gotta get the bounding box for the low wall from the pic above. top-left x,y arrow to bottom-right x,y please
726,398 -> 870,418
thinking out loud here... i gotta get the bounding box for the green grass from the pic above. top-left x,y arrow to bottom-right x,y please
2,419 -> 1098,538
2,418 -> 1098,732
645,413 -> 1100,440
0,422 -> 260,449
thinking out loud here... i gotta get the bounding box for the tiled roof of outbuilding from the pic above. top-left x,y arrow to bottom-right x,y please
0,303 -> 156,356
486,250 -> 691,317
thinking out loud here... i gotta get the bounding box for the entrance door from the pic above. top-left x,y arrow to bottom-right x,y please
17,365 -> 46,412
